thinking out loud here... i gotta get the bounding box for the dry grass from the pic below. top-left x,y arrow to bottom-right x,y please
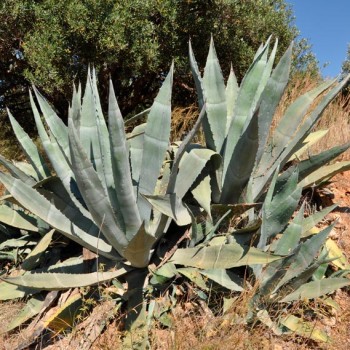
0,300 -> 26,350
314,94 -> 350,161
171,105 -> 204,144
87,286 -> 334,350
274,72 -> 350,161
273,72 -> 322,128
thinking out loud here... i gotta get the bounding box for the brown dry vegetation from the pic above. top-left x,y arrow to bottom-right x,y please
1,75 -> 350,350
275,73 -> 350,161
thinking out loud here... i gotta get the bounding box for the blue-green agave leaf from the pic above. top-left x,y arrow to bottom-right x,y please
202,36 -> 227,153
8,110 -> 50,181
258,167 -> 301,249
281,278 -> 350,303
32,86 -> 69,157
2,269 -> 128,290
0,172 -> 118,260
108,80 -> 141,238
69,121 -> 128,255
137,64 -> 173,222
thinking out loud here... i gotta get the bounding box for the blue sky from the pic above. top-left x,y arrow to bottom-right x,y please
288,0 -> 350,77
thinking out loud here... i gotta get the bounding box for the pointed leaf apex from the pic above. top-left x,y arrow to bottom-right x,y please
265,35 -> 272,45
209,35 -> 216,54
109,78 -> 114,92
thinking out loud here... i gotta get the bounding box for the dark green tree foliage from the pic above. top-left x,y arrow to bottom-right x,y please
342,44 -> 350,76
0,0 -> 318,130
0,1 -> 36,135
340,44 -> 350,99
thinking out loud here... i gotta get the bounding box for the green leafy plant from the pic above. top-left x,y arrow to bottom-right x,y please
188,36 -> 350,211
0,63 -> 226,345
0,65 -> 201,269
0,37 -> 349,348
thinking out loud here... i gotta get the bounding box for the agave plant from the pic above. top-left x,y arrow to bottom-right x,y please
0,65 -> 199,269
188,36 -> 350,210
0,36 -> 349,348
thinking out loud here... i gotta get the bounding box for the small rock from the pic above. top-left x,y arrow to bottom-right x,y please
273,345 -> 283,350
329,229 -> 339,239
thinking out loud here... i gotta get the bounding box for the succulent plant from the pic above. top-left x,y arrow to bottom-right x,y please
0,64 -> 211,269
0,36 -> 349,348
189,36 -> 350,210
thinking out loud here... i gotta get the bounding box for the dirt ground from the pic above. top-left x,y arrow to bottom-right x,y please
318,173 -> 350,349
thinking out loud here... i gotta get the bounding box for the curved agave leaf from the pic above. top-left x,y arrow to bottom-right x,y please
274,223 -> 334,291
30,91 -> 89,217
202,36 -> 227,153
258,167 -> 301,249
199,269 -> 244,291
254,39 -> 279,108
221,108 -> 259,203
137,64 -> 173,222
69,121 -> 129,255
223,38 -> 271,179
225,64 -> 239,134
288,129 -> 329,161
129,123 -> 146,196
189,40 -> 204,115
124,224 -> 156,268
175,147 -> 221,199
143,194 -> 191,226
254,41 -> 292,167
251,76 -> 350,201
108,81 -> 141,238
2,268 -> 128,290
273,203 -> 305,255
0,280 -> 39,301
171,243 -> 280,269
285,74 -> 350,159
269,80 -> 335,162
0,237 -> 37,249
281,315 -> 330,342
281,278 -> 350,303
192,175 -> 212,219
301,204 -> 337,237
8,110 -> 50,181
0,172 -> 119,260
69,82 -> 82,129
0,204 -> 38,232
13,161 -> 38,180
171,243 -> 244,269
124,107 -> 151,126
277,142 -> 350,189
79,69 -> 106,187
32,86 -> 69,157
167,104 -> 207,194
0,154 -> 36,186
22,229 -> 55,270
298,161 -> 350,188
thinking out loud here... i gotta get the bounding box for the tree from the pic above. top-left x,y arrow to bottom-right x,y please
0,1 -> 36,134
341,44 -> 350,76
0,0 -> 319,132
